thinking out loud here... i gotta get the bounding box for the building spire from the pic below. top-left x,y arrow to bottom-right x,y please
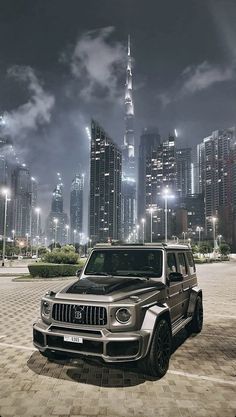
124,34 -> 134,164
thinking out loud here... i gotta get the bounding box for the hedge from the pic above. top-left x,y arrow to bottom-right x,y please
28,262 -> 84,278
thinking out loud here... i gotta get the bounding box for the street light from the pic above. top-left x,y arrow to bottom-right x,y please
35,207 -> 40,258
148,207 -> 154,243
1,188 -> 10,267
26,233 -> 29,253
65,225 -> 70,244
196,226 -> 203,247
217,234 -> 223,246
53,218 -> 58,248
73,229 -> 77,245
212,217 -> 217,250
162,188 -> 175,243
12,229 -> 15,243
141,218 -> 145,244
182,231 -> 187,244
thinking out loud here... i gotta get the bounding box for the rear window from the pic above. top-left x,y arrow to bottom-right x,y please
186,251 -> 196,274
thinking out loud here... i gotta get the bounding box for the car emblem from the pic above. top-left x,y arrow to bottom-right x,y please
74,306 -> 84,321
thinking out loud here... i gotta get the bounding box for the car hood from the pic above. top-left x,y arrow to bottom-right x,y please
56,275 -> 166,302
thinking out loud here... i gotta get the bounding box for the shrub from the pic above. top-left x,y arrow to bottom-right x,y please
219,243 -> 231,256
43,247 -> 79,264
28,262 -> 84,278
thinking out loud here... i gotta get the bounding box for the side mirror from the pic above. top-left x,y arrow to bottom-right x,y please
169,272 -> 183,282
76,269 -> 82,277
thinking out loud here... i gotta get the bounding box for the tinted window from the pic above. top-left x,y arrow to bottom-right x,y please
186,252 -> 196,274
167,252 -> 177,274
85,250 -> 163,278
178,252 -> 187,275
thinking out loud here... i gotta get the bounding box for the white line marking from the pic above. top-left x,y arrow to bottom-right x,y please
169,370 -> 236,386
0,342 -> 37,351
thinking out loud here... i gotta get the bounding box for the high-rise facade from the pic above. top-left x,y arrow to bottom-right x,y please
46,178 -> 69,245
144,135 -> 177,241
138,127 -> 161,223
121,36 -> 136,240
70,173 -> 84,240
12,164 -> 31,237
89,120 -> 122,243
176,148 -> 192,198
197,128 -> 235,245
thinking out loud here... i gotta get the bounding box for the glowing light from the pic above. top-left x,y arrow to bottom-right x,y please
174,129 -> 178,138
85,126 -> 91,140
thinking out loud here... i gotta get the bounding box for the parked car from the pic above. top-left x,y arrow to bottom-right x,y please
33,243 -> 203,378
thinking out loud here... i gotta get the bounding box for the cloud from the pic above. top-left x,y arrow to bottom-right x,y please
63,26 -> 126,100
158,61 -> 235,106
3,66 -> 55,139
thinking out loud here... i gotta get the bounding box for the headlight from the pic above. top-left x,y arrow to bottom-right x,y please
42,301 -> 51,316
115,308 -> 131,324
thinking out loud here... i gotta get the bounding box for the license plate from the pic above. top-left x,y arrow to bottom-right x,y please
64,335 -> 83,344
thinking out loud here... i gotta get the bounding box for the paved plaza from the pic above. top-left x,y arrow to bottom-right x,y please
0,262 -> 235,417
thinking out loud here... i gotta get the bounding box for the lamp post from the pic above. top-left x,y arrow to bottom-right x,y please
182,231 -> 186,244
53,218 -> 58,248
141,218 -> 145,244
196,226 -> 203,247
149,207 -> 154,243
73,229 -> 77,245
212,217 -> 217,250
136,225 -> 140,243
163,188 -> 174,244
1,188 -> 10,267
35,207 -> 40,258
217,234 -> 222,246
26,233 -> 29,254
65,225 -> 69,244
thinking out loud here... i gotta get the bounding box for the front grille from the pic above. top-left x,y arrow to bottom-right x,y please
52,303 -> 107,326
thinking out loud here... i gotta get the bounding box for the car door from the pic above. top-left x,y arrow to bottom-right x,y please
177,252 -> 189,317
166,251 -> 184,323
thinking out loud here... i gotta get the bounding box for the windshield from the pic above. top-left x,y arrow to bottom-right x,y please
85,249 -> 163,278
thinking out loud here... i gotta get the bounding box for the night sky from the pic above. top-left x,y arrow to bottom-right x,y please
1,0 -> 236,223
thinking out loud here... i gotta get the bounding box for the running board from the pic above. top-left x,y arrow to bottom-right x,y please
172,316 -> 192,336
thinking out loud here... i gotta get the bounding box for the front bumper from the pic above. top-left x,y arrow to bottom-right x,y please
33,319 -> 151,362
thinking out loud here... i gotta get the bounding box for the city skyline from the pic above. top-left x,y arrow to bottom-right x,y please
1,0 -> 236,216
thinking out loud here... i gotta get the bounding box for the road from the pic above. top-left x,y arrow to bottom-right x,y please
0,262 -> 235,417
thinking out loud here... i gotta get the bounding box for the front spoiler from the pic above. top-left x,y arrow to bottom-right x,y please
33,319 -> 151,363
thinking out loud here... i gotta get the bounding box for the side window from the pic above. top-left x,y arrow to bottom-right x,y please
186,252 -> 196,275
167,252 -> 177,274
178,252 -> 187,275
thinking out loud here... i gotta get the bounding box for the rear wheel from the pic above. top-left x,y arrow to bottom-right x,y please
188,296 -> 203,334
140,319 -> 172,378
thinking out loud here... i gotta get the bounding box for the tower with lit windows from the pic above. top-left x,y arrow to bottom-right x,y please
121,35 -> 137,240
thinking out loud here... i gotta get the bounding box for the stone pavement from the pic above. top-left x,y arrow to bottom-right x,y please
0,263 -> 235,417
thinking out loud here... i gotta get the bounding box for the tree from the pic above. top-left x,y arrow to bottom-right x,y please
219,243 -> 231,256
199,242 -> 212,256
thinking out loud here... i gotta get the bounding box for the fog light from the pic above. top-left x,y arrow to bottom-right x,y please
115,308 -> 131,324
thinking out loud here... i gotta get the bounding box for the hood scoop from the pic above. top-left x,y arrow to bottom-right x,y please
66,276 -> 165,295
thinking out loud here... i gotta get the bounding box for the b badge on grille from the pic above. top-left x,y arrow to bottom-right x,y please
74,306 -> 84,322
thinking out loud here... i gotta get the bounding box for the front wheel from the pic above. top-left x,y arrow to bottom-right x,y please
140,319 -> 172,378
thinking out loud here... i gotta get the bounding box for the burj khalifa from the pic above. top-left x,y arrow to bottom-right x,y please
121,35 -> 137,240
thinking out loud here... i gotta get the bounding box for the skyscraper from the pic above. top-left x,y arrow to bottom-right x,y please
121,35 -> 136,240
12,164 -> 31,237
70,172 -> 84,240
46,174 -> 69,245
176,148 -> 192,198
197,128 -> 235,244
89,120 -> 122,243
144,135 -> 177,240
138,127 -> 161,223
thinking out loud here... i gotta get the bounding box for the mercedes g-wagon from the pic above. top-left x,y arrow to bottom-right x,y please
33,244 -> 203,377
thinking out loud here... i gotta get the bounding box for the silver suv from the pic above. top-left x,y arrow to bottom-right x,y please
33,244 -> 203,378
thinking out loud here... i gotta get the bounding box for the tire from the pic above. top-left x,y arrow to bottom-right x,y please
40,350 -> 68,361
140,319 -> 172,378
188,296 -> 203,334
